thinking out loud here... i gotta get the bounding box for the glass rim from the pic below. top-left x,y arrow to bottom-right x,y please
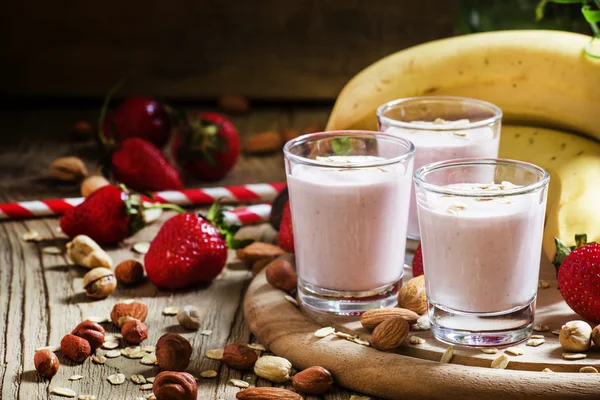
413,158 -> 550,197
283,130 -> 415,169
376,96 -> 503,131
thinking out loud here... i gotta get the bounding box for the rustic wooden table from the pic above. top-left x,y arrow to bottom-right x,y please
0,103 -> 376,399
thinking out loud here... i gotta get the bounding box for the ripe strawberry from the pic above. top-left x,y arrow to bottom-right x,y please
111,138 -> 183,192
172,112 -> 240,181
59,185 -> 160,244
412,243 -> 423,277
277,201 -> 295,253
144,202 -> 251,289
555,234 -> 600,323
102,95 -> 172,148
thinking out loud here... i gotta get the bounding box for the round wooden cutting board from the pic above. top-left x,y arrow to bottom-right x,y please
244,253 -> 600,399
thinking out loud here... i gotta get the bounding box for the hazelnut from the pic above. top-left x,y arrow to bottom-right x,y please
83,267 -> 116,299
60,334 -> 91,362
110,301 -> 149,327
176,305 -> 201,330
121,319 -> 149,344
49,156 -> 88,181
72,320 -> 105,350
34,349 -> 59,378
66,235 -> 113,269
73,121 -> 93,138
254,355 -> 292,383
156,333 -> 192,371
81,175 -> 110,197
222,344 -> 258,370
114,259 -> 144,285
265,259 -> 297,292
398,275 -> 427,314
153,371 -> 197,400
592,324 -> 600,347
559,320 -> 592,352
292,366 -> 334,395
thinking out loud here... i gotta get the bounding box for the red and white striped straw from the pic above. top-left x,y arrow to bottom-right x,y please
223,203 -> 272,226
0,182 -> 285,221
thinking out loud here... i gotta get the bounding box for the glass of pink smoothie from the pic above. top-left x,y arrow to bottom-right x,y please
377,96 -> 502,240
414,158 -> 549,347
283,131 -> 415,314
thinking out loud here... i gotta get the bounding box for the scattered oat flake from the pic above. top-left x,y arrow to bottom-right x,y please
491,354 -> 510,369
133,242 -> 150,254
107,373 -> 126,385
530,335 -> 545,339
92,355 -> 106,364
50,387 -> 77,397
552,329 -> 561,336
349,396 -> 371,400
140,353 -> 158,365
579,366 -> 598,373
103,335 -> 118,342
69,375 -> 83,381
201,330 -> 212,336
87,316 -> 110,323
131,374 -> 146,384
200,370 -> 218,378
247,343 -> 266,351
122,346 -> 145,359
563,352 -> 587,360
146,377 -> 155,383
533,324 -> 549,332
505,347 -> 524,356
42,246 -> 62,255
538,279 -> 550,289
162,306 -> 179,315
526,338 -> 545,347
334,331 -> 354,340
105,350 -> 121,358
77,395 -> 96,400
206,349 -> 224,360
142,345 -> 155,353
102,341 -> 119,350
314,327 -> 335,338
140,383 -> 153,390
284,294 -> 298,306
480,348 -> 498,354
145,394 -> 156,400
36,345 -> 60,352
542,368 -> 554,373
22,229 -> 40,241
440,346 -> 454,363
351,337 -> 370,346
409,336 -> 426,345
229,379 -> 249,388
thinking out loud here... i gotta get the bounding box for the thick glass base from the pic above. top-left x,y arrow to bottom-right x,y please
429,298 -> 535,347
297,278 -> 401,316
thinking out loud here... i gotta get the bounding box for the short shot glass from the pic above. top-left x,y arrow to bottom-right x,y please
413,158 -> 549,347
377,96 -> 502,240
283,131 -> 415,314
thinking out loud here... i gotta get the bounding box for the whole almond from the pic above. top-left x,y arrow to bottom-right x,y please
222,344 -> 258,370
110,301 -> 148,327
115,260 -> 144,285
398,275 -> 428,314
244,131 -> 282,154
81,175 -> 110,197
218,94 -> 250,113
370,317 -> 409,351
34,349 -> 59,378
237,242 -> 285,264
49,156 -> 88,181
265,260 -> 297,292
360,308 -> 420,329
292,366 -> 333,395
61,334 -> 91,362
236,387 -> 302,400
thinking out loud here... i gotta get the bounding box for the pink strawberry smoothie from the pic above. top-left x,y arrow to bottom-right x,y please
287,155 -> 412,293
416,182 -> 546,313
385,119 -> 500,238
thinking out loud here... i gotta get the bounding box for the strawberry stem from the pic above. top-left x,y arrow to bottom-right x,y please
203,199 -> 253,249
144,203 -> 187,214
98,78 -> 126,150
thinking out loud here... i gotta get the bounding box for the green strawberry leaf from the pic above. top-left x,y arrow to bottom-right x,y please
574,233 -> 588,248
553,236 -> 572,274
332,137 -> 352,155
205,199 -> 253,249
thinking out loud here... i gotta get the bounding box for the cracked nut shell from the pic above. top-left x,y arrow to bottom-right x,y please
114,259 -> 144,285
292,366 -> 333,395
153,371 -> 197,400
176,305 -> 201,330
121,319 -> 148,344
72,320 -> 105,350
34,349 -> 59,378
222,344 -> 258,370
61,334 -> 91,363
83,267 -> 116,299
156,333 -> 192,372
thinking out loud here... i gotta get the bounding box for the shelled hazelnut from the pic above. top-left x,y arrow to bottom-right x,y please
34,349 -> 59,378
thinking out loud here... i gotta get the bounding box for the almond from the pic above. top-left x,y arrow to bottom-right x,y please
49,156 -> 88,181
237,242 -> 285,264
110,301 -> 148,327
218,94 -> 250,113
265,259 -> 297,292
292,366 -> 333,395
222,344 -> 258,370
244,131 -> 282,154
398,275 -> 428,314
370,317 -> 409,351
360,308 -> 420,329
236,387 -> 302,400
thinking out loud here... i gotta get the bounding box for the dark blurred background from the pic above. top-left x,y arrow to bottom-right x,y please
0,0 -> 590,104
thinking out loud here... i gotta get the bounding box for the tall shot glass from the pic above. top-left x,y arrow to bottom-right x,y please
414,158 -> 550,346
283,131 -> 415,314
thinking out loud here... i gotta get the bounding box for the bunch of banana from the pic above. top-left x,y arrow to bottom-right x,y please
325,30 -> 600,260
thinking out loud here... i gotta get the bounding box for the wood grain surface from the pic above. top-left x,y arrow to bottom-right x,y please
0,0 -> 457,100
0,105 -> 378,399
